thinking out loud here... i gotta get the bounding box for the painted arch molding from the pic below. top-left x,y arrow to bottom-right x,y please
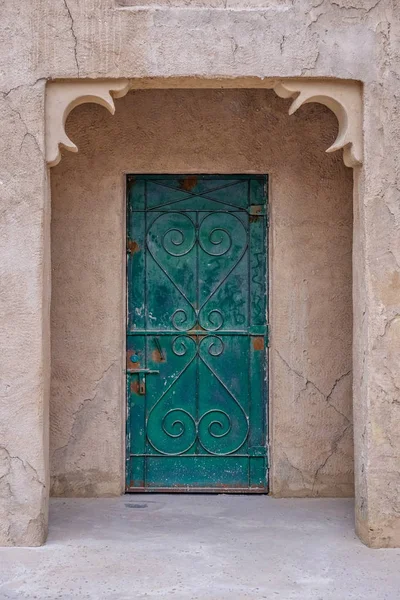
45,78 -> 363,168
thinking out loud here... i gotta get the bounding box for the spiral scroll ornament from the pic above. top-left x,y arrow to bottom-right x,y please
197,336 -> 249,454
172,334 -> 194,356
146,335 -> 197,455
198,215 -> 233,256
145,209 -> 249,456
162,222 -> 196,257
146,334 -> 249,456
197,212 -> 247,331
147,213 -> 197,330
160,409 -> 197,450
147,211 -> 248,332
171,308 -> 197,332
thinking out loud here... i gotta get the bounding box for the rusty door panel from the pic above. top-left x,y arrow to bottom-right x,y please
126,175 -> 268,492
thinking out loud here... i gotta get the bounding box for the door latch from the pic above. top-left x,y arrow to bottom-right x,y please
127,368 -> 159,395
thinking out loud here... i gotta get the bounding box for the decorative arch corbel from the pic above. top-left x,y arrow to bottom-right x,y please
273,79 -> 363,168
45,78 -> 363,168
45,79 -> 130,167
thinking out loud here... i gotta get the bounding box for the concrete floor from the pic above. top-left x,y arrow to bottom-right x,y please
0,497 -> 400,599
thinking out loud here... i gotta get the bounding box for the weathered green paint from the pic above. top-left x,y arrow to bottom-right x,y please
126,175 -> 268,492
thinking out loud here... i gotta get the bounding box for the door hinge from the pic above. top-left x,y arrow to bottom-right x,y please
249,205 -> 266,216
249,325 -> 267,335
248,446 -> 267,457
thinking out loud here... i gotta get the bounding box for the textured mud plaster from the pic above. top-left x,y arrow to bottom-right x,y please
354,82 -> 400,546
2,0 -> 400,549
0,78 -> 50,545
50,89 -> 353,498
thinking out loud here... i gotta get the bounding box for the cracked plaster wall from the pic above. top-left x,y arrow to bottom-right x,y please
50,89 -> 353,497
0,74 -> 50,545
1,0 -> 400,547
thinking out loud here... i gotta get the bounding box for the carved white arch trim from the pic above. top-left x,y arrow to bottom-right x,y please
45,78 -> 363,168
273,79 -> 362,168
45,79 -> 130,167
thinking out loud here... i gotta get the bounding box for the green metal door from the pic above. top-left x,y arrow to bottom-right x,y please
126,175 -> 268,492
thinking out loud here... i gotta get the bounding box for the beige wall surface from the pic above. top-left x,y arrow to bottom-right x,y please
2,0 -> 400,548
50,88 -> 353,497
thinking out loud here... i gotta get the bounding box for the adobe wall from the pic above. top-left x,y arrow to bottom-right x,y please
50,88 -> 353,497
2,0 -> 399,548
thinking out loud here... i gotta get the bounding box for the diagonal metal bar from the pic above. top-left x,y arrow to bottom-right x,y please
198,351 -> 249,456
146,338 -> 198,456
145,214 -> 197,326
148,180 -> 247,211
198,212 -> 248,318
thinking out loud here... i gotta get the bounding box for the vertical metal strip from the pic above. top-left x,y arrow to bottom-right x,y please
195,210 -> 199,456
144,179 -> 148,487
264,175 -> 269,469
247,178 -> 251,488
125,181 -> 130,489
248,176 -> 268,487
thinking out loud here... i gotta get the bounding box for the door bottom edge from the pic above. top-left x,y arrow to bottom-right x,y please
125,486 -> 269,494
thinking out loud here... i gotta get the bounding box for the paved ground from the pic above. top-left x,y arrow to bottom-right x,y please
0,496 -> 400,599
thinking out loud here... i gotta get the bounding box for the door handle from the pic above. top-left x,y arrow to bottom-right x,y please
126,368 -> 159,395
153,337 -> 166,361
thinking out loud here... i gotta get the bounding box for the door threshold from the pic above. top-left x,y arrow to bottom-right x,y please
126,487 -> 269,494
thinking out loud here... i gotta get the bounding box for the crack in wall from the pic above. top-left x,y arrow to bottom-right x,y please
0,446 -> 46,489
275,349 -> 352,423
62,0 -> 80,76
1,78 -> 47,98
0,91 -> 44,159
326,370 -> 352,422
281,450 -> 306,487
52,359 -> 119,460
275,349 -> 353,490
379,314 -> 400,340
312,423 -> 352,493
331,0 -> 382,15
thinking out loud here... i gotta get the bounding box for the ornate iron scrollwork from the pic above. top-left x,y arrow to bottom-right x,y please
127,175 -> 268,490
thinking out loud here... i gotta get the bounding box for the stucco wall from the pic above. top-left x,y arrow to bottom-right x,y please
1,0 -> 399,549
50,88 -> 353,497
